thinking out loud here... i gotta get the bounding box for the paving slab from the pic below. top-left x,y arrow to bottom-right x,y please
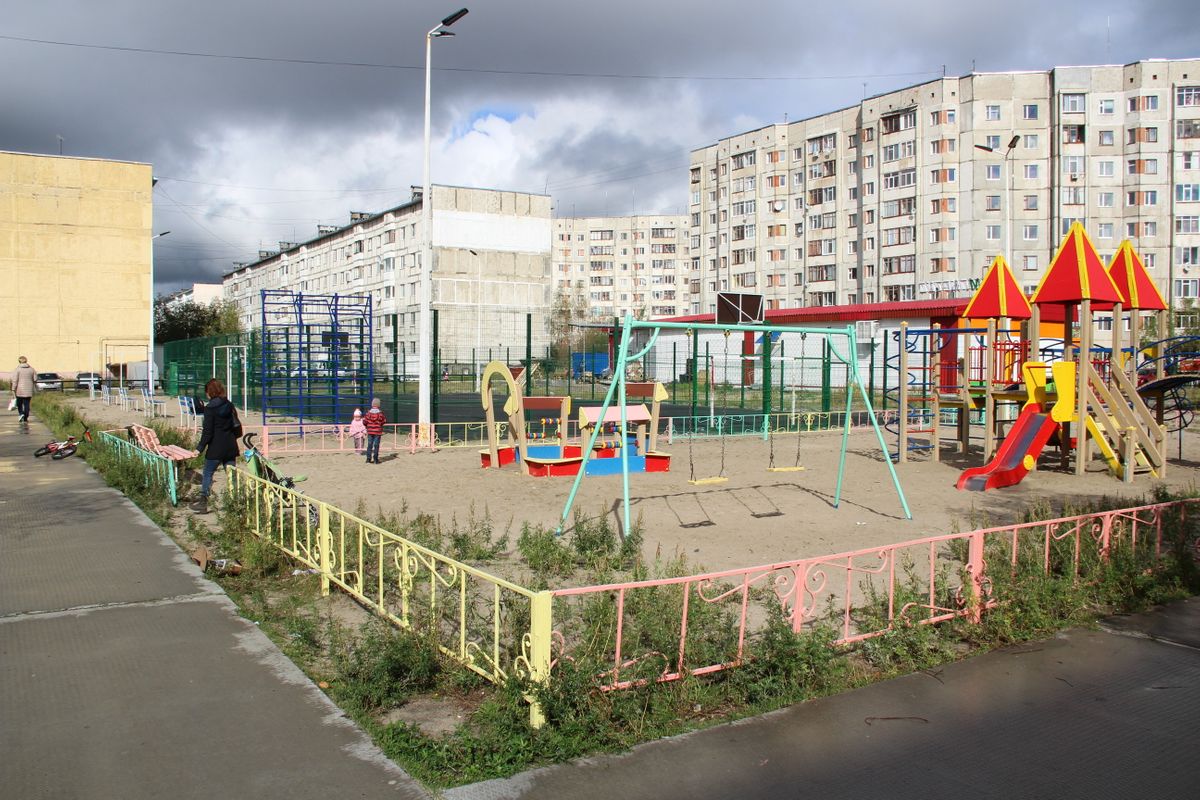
0,412 -> 430,799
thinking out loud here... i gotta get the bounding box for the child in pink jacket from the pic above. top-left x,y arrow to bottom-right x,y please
348,408 -> 366,454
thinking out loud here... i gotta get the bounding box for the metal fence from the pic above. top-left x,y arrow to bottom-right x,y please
97,430 -> 180,506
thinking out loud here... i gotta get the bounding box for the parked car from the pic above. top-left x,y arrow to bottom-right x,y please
35,372 -> 64,391
75,372 -> 102,390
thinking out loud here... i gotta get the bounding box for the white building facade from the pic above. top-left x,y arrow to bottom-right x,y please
689,59 -> 1200,316
552,215 -> 691,320
224,186 -> 553,373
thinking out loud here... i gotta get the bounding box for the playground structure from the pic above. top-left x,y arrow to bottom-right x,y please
887,224 -> 1180,490
479,360 -> 672,478
557,317 -> 911,536
257,290 -> 374,426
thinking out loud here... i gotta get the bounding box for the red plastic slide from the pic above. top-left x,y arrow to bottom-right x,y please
956,404 -> 1060,491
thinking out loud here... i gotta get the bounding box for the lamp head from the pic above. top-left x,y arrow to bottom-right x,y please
1006,134 -> 1021,150
441,8 -> 469,27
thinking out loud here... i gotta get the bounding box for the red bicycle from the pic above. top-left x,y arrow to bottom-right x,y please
34,426 -> 92,459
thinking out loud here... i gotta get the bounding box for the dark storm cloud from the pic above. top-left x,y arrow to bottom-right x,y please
1,0 -> 1195,291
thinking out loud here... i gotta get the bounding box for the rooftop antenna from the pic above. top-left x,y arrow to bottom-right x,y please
56,134 -> 63,155
1106,16 -> 1111,61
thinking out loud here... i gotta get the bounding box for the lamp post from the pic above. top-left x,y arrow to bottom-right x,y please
974,135 -> 1020,261
418,7 -> 468,437
147,229 -> 171,395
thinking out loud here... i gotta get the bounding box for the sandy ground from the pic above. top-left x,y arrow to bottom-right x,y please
61,394 -> 1200,576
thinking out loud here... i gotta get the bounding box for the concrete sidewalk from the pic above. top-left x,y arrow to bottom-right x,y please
0,413 -> 430,799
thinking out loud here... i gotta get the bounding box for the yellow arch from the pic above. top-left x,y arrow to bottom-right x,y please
480,361 -> 528,471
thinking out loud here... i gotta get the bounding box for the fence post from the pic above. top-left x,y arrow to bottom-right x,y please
966,530 -> 986,623
526,590 -> 553,729
318,503 -> 332,597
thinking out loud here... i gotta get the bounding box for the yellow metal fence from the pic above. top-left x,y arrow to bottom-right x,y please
226,468 -> 553,726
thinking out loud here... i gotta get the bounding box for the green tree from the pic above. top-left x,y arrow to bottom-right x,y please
155,298 -> 243,343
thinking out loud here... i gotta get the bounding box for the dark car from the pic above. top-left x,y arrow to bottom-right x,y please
35,372 -> 63,391
76,372 -> 102,390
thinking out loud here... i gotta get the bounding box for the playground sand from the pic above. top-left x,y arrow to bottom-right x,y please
277,428 -> 1200,578
63,396 -> 1200,580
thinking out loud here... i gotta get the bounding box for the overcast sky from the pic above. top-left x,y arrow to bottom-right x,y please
2,0 -> 1195,293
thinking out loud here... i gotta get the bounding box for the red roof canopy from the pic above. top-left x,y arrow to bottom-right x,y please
962,256 -> 1032,320
1031,221 -> 1123,305
1108,240 -> 1167,311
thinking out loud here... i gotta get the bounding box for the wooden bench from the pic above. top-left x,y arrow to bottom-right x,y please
128,424 -> 197,462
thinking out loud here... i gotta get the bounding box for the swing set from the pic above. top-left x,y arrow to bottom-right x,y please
556,315 -> 911,536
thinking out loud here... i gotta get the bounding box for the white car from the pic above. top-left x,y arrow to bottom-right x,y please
76,372 -> 102,390
35,372 -> 64,391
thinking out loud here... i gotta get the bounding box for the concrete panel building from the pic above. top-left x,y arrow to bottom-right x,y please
688,59 -> 1200,322
223,185 -> 552,374
161,283 -> 223,309
0,150 -> 153,375
552,215 -> 690,320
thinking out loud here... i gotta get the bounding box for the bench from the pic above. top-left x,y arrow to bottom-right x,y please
177,396 -> 200,430
117,386 -> 133,411
100,385 -> 112,404
128,424 -> 197,462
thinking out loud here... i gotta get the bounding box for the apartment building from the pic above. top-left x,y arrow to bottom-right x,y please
224,185 -> 552,371
0,150 -> 153,373
160,283 -> 223,310
689,59 -> 1200,317
552,215 -> 691,320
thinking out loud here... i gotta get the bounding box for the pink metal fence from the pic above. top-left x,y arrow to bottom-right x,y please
550,499 -> 1194,691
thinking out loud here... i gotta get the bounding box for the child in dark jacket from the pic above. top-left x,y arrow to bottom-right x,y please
362,398 -> 386,463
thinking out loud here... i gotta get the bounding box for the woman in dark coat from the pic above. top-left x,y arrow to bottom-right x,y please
190,378 -> 241,513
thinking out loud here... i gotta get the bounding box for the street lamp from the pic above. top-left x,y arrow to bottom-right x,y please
147,229 -> 171,396
974,135 -> 1020,262
418,7 -> 469,438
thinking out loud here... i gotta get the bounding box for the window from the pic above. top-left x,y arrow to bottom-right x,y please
985,104 -> 1001,120
767,149 -> 784,163
929,138 -> 956,155
1024,164 -> 1039,179
882,255 -> 916,274
1177,216 -> 1200,234
930,197 -> 955,214
985,195 -> 1001,211
1182,152 -> 1200,170
985,134 -> 1001,150
1128,221 -> 1157,237
1097,223 -> 1114,239
1063,124 -> 1085,144
1178,247 -> 1200,267
931,257 -> 956,273
1176,278 -> 1200,298
881,110 -> 916,133
1063,155 -> 1085,175
929,167 -> 956,183
1179,86 -> 1200,107
1098,98 -> 1114,115
1024,194 -> 1038,210
1178,184 -> 1200,202
1098,129 -> 1114,146
731,150 -> 756,169
1097,160 -> 1115,177
882,226 -> 915,245
1127,190 -> 1159,206
881,197 -> 916,218
882,168 -> 916,189
1023,224 -> 1039,241
986,164 -> 1001,180
1127,158 -> 1159,175
986,225 -> 1001,241
1097,191 -> 1114,207
1062,217 -> 1084,235
1061,93 -> 1086,113
1127,94 -> 1159,112
1179,120 -> 1200,139
1023,104 -> 1039,120
884,285 -> 915,302
1024,134 -> 1039,149
1127,126 -> 1159,144
882,140 -> 915,162
1023,255 -> 1038,271
864,154 -> 875,168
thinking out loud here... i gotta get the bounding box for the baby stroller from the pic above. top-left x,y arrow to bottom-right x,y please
242,432 -> 305,488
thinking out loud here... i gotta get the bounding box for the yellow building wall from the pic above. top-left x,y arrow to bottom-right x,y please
0,151 -> 153,375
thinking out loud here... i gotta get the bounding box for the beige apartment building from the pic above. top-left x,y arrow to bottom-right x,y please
223,185 -> 552,372
0,150 -> 153,375
689,59 -> 1200,318
552,215 -> 690,320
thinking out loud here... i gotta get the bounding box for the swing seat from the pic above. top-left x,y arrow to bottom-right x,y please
688,476 -> 729,486
767,465 -> 806,473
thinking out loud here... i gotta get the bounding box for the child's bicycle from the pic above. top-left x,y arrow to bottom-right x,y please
34,426 -> 93,459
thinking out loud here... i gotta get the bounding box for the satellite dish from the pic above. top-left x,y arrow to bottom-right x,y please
772,200 -> 786,212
